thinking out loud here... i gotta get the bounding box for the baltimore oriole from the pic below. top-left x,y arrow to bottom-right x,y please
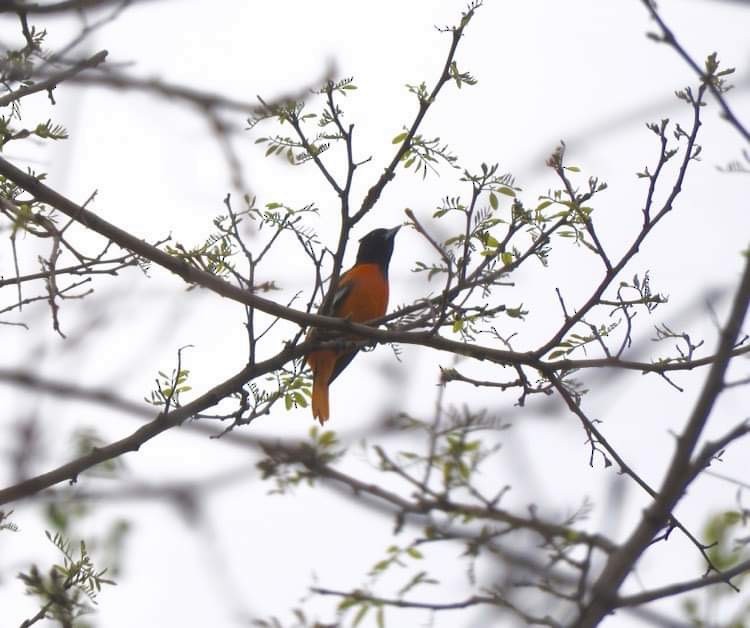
306,226 -> 400,424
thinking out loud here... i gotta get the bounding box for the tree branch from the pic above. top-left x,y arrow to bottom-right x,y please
641,0 -> 750,142
0,343 -> 305,506
617,557 -> 750,607
354,3 -> 479,222
0,50 -> 108,107
311,587 -> 496,611
0,0 -> 149,14
575,249 -> 750,627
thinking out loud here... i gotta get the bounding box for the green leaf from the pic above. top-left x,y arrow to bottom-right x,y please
372,560 -> 389,572
724,511 -> 742,525
500,251 -> 513,266
392,132 -> 408,144
505,304 -> 527,319
338,597 -> 358,611
489,191 -> 498,209
443,461 -> 454,484
406,547 -> 423,559
565,166 -> 581,172
318,431 -> 337,447
497,187 -> 515,197
352,604 -> 370,627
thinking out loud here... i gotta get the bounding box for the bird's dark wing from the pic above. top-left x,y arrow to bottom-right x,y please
328,349 -> 359,385
321,271 -> 359,382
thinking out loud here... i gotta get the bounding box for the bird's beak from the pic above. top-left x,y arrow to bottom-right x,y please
385,225 -> 401,240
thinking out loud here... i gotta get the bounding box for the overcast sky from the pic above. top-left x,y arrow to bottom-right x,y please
2,1 -> 750,626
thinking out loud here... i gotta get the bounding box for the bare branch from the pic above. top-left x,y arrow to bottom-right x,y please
0,50 -> 107,108
0,343 -> 305,506
576,249 -> 750,626
641,0 -> 750,142
0,0 -> 151,15
616,557 -> 750,607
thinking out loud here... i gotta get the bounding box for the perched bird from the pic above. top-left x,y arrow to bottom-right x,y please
306,226 -> 400,424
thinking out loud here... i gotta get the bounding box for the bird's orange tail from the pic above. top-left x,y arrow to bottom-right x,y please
309,351 -> 335,424
311,379 -> 329,425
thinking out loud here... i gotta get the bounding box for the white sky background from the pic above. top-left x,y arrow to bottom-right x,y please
1,0 -> 750,626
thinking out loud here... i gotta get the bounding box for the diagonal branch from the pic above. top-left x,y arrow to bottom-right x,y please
0,343 -> 304,506
269,446 -> 616,553
353,3 -> 480,223
0,155 -> 746,375
0,50 -> 108,107
536,82 -> 706,359
641,0 -> 750,143
616,557 -> 750,608
575,250 -> 750,627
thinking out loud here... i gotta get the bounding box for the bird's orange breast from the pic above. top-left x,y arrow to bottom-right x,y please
335,263 -> 389,322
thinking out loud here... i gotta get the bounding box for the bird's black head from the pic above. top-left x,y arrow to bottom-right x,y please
356,226 -> 401,276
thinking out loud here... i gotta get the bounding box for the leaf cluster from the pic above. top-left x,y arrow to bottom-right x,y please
18,531 -> 115,627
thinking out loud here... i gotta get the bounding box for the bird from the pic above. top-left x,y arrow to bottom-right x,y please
306,226 -> 400,424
